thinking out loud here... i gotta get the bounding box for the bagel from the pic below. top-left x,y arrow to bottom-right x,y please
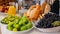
27,5 -> 41,20
44,4 -> 50,14
24,2 -> 50,21
41,2 -> 47,13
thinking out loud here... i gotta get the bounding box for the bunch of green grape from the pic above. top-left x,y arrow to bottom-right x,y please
1,15 -> 21,24
7,16 -> 33,32
52,21 -> 60,27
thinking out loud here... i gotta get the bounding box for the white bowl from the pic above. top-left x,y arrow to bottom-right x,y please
0,15 -> 8,34
34,18 -> 60,33
6,25 -> 33,34
34,12 -> 60,32
35,26 -> 60,32
0,23 -> 8,34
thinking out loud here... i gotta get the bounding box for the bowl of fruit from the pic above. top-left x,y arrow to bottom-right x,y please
0,15 -> 21,34
35,13 -> 60,32
0,6 -> 9,13
6,16 -> 33,34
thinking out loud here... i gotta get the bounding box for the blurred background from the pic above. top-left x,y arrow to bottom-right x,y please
0,0 -> 59,15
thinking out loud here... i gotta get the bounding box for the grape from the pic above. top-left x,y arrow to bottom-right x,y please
20,26 -> 27,31
44,13 -> 52,19
52,21 -> 60,27
19,20 -> 24,25
6,15 -> 32,31
7,26 -> 13,31
56,17 -> 60,21
13,19 -> 19,24
45,23 -> 53,28
19,16 -> 29,25
8,18 -> 15,21
26,22 -> 32,29
13,28 -> 18,32
36,25 -> 43,28
22,16 -> 28,23
13,24 -> 20,28
15,16 -> 21,18
36,13 -> 60,28
8,22 -> 14,26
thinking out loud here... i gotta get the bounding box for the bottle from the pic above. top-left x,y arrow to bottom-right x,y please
8,6 -> 16,15
15,0 -> 18,13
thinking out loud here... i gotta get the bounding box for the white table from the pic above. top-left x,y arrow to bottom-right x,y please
0,13 -> 60,34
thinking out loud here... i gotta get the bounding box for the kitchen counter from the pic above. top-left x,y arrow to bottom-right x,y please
0,13 -> 60,34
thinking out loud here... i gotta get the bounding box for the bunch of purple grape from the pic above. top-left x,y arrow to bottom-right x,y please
36,13 -> 60,28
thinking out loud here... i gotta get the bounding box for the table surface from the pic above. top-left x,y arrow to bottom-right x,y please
0,13 -> 60,34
